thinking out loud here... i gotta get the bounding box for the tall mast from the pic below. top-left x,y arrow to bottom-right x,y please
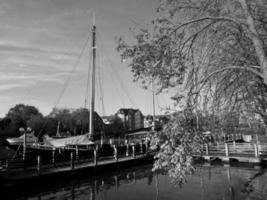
89,14 -> 96,138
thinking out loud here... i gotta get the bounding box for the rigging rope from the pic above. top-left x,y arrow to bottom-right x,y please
37,32 -> 91,138
53,33 -> 91,109
97,51 -> 106,116
97,30 -> 138,108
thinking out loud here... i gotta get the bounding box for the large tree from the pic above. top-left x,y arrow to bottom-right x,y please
117,0 -> 267,183
117,0 -> 267,120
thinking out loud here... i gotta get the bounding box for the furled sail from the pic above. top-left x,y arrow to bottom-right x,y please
43,134 -> 94,148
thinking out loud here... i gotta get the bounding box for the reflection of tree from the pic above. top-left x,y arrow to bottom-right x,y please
147,173 -> 153,186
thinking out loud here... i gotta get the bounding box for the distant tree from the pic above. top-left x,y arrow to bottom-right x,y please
2,104 -> 43,136
0,118 -> 11,130
7,104 -> 42,122
27,115 -> 46,137
49,108 -> 73,133
0,117 -> 18,137
42,117 -> 58,136
108,115 -> 124,136
71,108 -> 89,134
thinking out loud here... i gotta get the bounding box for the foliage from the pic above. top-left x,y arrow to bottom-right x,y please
71,108 -> 90,134
7,104 -> 42,122
0,118 -> 12,130
0,117 -> 19,136
27,115 -> 46,137
106,115 -> 125,136
151,110 -> 203,185
117,0 -> 267,184
0,104 -> 43,136
41,117 -> 58,137
117,0 -> 267,122
49,108 -> 106,136
49,108 -> 74,133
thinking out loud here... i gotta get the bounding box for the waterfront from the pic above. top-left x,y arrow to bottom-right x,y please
2,164 -> 267,200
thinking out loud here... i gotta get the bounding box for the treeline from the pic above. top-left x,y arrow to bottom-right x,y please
0,104 -> 124,138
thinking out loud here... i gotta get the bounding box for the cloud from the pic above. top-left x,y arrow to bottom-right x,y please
0,40 -> 84,76
0,96 -> 53,117
0,42 -> 77,59
0,69 -> 75,94
0,82 -> 35,91
22,98 -> 53,116
0,71 -> 70,84
0,2 -> 11,16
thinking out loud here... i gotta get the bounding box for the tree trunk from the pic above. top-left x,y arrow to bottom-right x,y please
239,0 -> 267,85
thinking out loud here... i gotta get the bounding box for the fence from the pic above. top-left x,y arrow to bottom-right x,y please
202,142 -> 267,159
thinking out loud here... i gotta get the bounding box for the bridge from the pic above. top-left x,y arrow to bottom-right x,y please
197,141 -> 267,164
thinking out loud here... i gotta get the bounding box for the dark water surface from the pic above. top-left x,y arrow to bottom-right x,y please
3,164 -> 267,200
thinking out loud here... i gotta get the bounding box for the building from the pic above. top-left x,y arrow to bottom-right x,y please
116,108 -> 144,132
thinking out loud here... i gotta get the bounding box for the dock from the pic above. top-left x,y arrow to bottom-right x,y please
0,141 -> 155,185
2,133 -> 267,185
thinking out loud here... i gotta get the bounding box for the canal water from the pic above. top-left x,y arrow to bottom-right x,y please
3,164 -> 267,200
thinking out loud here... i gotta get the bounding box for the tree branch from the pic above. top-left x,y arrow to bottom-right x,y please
200,66 -> 262,86
172,17 -> 243,34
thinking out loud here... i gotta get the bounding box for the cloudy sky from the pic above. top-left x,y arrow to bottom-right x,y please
0,0 -> 174,117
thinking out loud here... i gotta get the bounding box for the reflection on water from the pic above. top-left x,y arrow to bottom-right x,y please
3,164 -> 267,200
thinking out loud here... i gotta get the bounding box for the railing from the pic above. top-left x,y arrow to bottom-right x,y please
202,142 -> 267,159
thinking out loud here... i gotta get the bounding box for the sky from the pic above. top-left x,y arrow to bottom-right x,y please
0,0 -> 175,117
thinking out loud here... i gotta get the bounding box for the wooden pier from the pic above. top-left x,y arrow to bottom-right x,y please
2,132 -> 266,185
196,141 -> 267,164
0,141 -> 156,185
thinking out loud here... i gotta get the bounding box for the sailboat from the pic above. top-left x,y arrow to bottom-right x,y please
5,15 -> 154,161
42,18 -> 98,148
6,17 -> 99,150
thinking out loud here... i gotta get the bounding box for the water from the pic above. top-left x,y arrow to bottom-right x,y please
3,164 -> 267,200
